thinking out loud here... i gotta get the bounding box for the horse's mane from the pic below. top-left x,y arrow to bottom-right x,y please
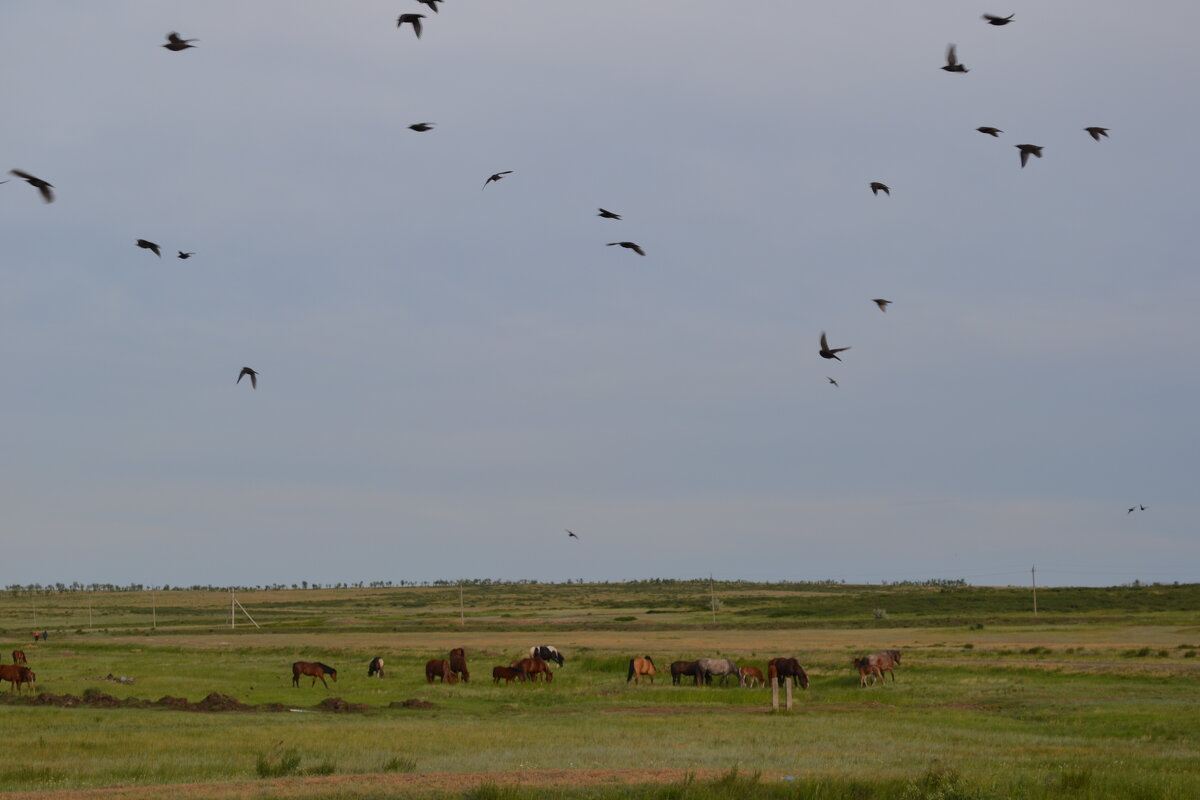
317,663 -> 336,674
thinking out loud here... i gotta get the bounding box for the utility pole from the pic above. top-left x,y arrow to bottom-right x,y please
231,588 -> 236,629
459,582 -> 465,627
709,574 -> 717,623
1031,565 -> 1038,616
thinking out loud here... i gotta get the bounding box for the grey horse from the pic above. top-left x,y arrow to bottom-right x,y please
694,657 -> 743,687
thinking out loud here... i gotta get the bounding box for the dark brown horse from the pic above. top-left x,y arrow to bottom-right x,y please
867,650 -> 901,682
627,656 -> 656,684
292,661 -> 337,688
512,657 -> 553,682
853,657 -> 883,687
740,665 -> 765,688
425,659 -> 458,683
367,656 -> 385,678
767,657 -> 810,689
669,660 -> 703,685
11,650 -> 27,665
0,664 -> 35,694
449,647 -> 470,683
492,665 -> 522,684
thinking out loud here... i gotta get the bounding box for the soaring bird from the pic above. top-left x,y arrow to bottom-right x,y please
607,241 -> 645,256
982,14 -> 1014,25
1085,127 -> 1109,141
566,529 -> 579,540
819,332 -> 850,361
977,126 -> 1002,137
942,44 -> 968,73
870,182 -> 890,196
1140,504 -> 1147,511
827,377 -> 839,387
597,208 -> 621,220
408,122 -> 435,132
1015,144 -> 1044,167
482,170 -> 513,189
397,14 -> 425,38
417,0 -> 443,11
163,32 -> 197,51
177,251 -> 194,259
136,239 -> 162,257
9,170 -> 54,203
237,367 -> 258,389
873,298 -> 892,312
1127,506 -> 1136,514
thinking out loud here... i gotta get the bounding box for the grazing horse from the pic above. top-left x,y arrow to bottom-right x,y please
11,650 -> 27,665
627,656 -> 656,684
530,645 -> 564,667
512,657 -> 553,682
292,661 -> 337,688
425,659 -> 458,683
492,665 -> 522,684
449,647 -> 470,683
767,657 -> 810,689
695,657 -> 743,687
368,656 -> 385,678
669,660 -> 700,685
867,650 -> 901,682
0,664 -> 36,694
740,665 -> 765,688
853,657 -> 884,687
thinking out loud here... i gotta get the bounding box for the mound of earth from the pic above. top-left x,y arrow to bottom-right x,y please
316,697 -> 369,713
390,698 -> 437,709
155,696 -> 191,710
194,692 -> 251,712
81,690 -> 121,708
30,692 -> 81,707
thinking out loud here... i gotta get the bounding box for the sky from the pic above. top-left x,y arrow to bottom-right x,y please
2,1 -> 1197,588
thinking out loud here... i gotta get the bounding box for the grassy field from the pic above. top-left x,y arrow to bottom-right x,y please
1,582 -> 1198,799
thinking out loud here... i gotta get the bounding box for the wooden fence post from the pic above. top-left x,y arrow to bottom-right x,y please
785,677 -> 793,711
771,675 -> 779,710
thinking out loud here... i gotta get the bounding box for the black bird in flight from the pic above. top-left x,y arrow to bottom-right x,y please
1127,506 -> 1136,514
982,14 -> 1014,25
819,332 -> 850,361
873,298 -> 892,312
163,32 -> 197,51
417,0 -> 443,11
482,170 -> 513,189
397,14 -> 425,38
1140,504 -> 1147,511
408,122 -> 435,132
977,126 -> 1002,137
597,208 -> 621,220
870,182 -> 890,196
942,44 -> 968,73
566,529 -> 579,539
1085,127 -> 1109,141
1015,144 -> 1044,168
827,377 -> 839,387
9,170 -> 54,203
177,251 -> 194,259
237,367 -> 258,389
136,239 -> 162,257
607,241 -> 645,256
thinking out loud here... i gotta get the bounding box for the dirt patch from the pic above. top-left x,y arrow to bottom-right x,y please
389,698 -> 437,709
193,693 -> 252,712
314,697 -> 369,713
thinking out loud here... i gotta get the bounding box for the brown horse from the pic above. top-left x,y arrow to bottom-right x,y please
11,650 -> 27,665
627,656 -> 656,684
669,660 -> 703,685
449,647 -> 470,683
767,657 -> 810,689
867,650 -> 901,682
0,664 -> 35,694
740,665 -> 765,688
512,657 -> 553,682
425,659 -> 458,683
292,661 -> 337,688
853,657 -> 884,687
367,656 -> 385,678
492,665 -> 522,684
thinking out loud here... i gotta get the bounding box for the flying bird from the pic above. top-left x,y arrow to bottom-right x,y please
827,377 -> 839,387
9,170 -> 54,203
163,32 -> 197,51
982,14 -> 1014,25
977,127 -> 1002,137
1015,144 -> 1044,167
1127,506 -> 1136,514
417,0 -> 443,11
177,251 -> 194,259
566,529 -> 579,539
1140,504 -> 1147,511
597,208 -> 621,220
870,182 -> 890,196
397,14 -> 425,38
873,298 -> 892,312
408,122 -> 435,132
237,367 -> 258,389
607,241 -> 645,256
136,239 -> 162,257
942,44 -> 968,73
1085,127 -> 1109,141
819,332 -> 850,361
482,170 -> 513,189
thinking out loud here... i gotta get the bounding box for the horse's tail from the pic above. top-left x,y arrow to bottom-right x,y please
626,658 -> 635,682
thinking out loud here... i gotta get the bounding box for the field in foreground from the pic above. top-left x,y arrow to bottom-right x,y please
1,582 -> 1198,799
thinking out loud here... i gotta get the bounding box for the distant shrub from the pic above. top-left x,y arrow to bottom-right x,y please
613,616 -> 637,622
962,643 -> 974,650
382,756 -> 417,773
1157,650 -> 1170,658
1176,643 -> 1197,649
873,608 -> 888,620
304,760 -> 336,776
1123,647 -> 1153,658
1184,650 -> 1197,658
1023,646 -> 1052,655
969,622 -> 985,631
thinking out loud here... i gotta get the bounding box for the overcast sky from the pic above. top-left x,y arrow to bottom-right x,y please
3,1 -> 1197,588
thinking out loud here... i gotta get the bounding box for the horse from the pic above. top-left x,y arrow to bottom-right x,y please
853,657 -> 884,687
739,665 -> 765,688
11,650 -> 27,665
530,645 -> 564,667
695,657 -> 743,687
627,656 -> 656,684
867,650 -> 901,682
425,659 -> 458,683
492,665 -> 522,684
0,664 -> 36,694
449,647 -> 470,683
512,657 -> 553,682
767,657 -> 810,689
367,656 -> 385,678
292,661 -> 337,689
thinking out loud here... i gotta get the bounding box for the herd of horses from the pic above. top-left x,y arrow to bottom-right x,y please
629,656 -> 813,688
